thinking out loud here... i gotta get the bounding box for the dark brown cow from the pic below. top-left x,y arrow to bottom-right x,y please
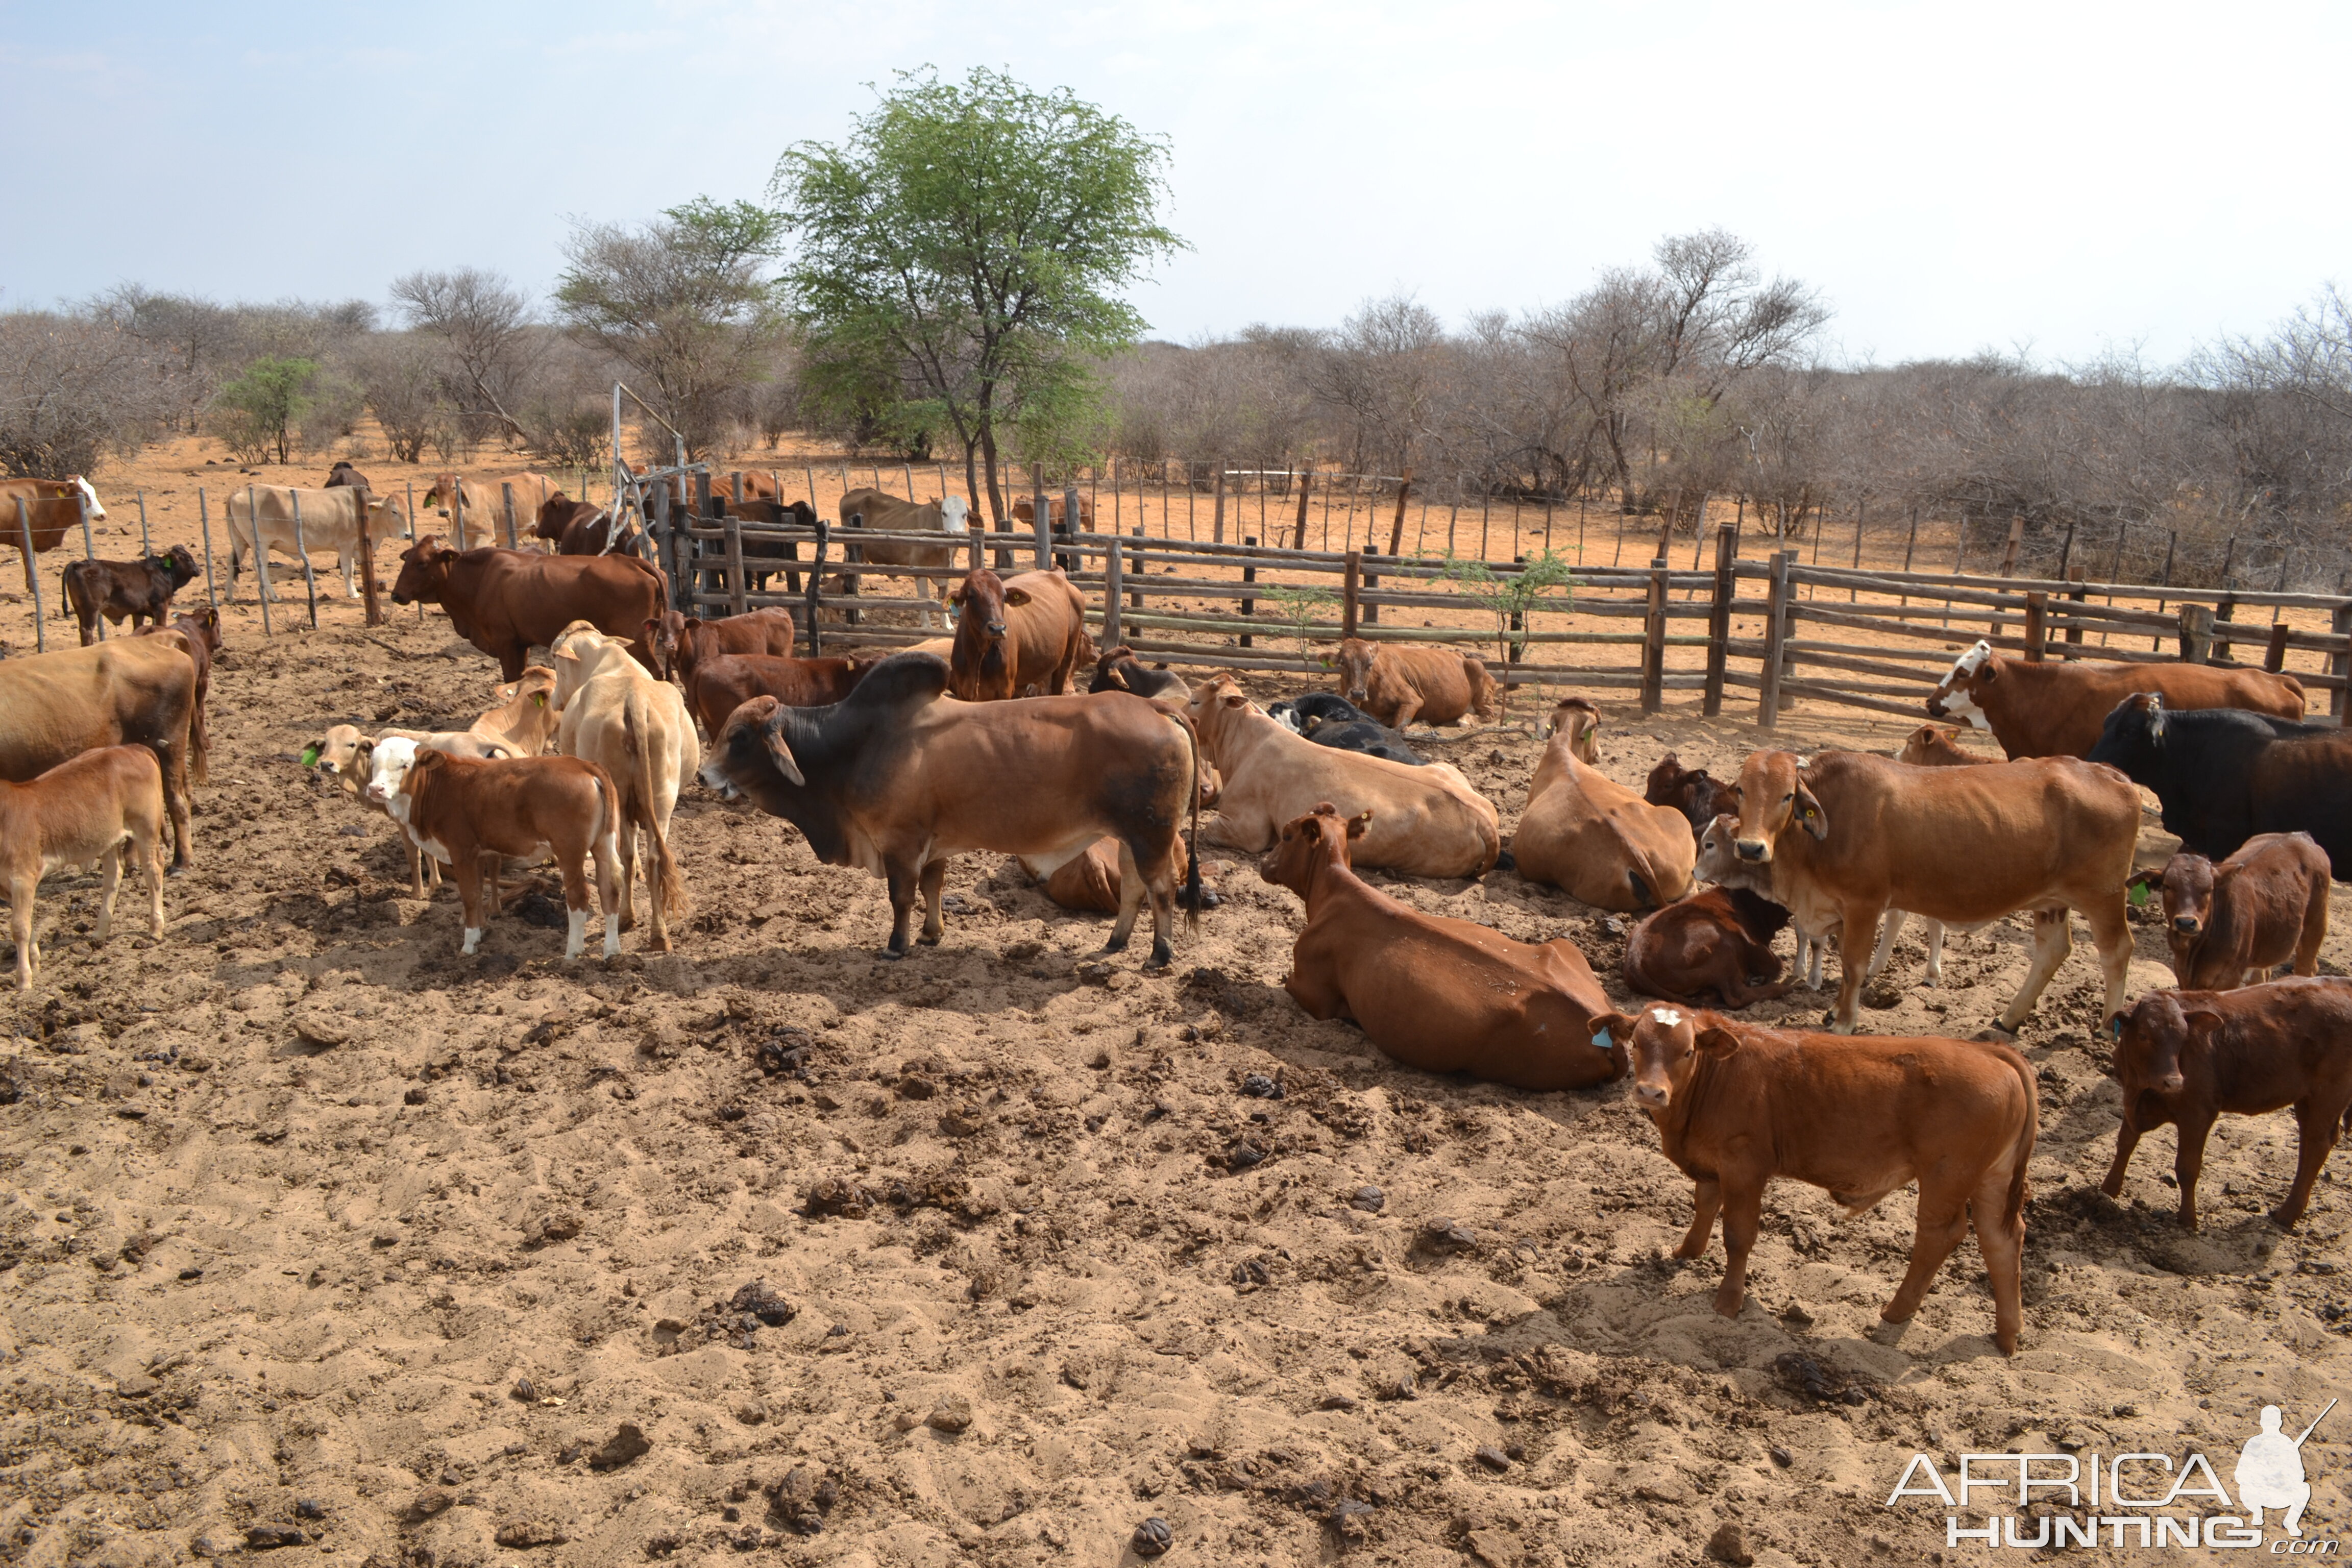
683,652 -> 868,738
134,607 -> 222,784
1089,645 -> 1188,701
1263,804 -> 1623,1091
532,492 -> 603,546
386,749 -> 624,959
322,461 -> 372,491
0,639 -> 196,868
946,566 -> 1087,701
63,546 -> 200,645
1927,638 -> 2306,758
1621,887 -> 1791,1009
2132,832 -> 2331,991
389,536 -> 664,681
2102,979 -> 2352,1231
648,607 -> 799,688
0,745 -> 167,990
1334,638 -> 1495,729
1644,753 -> 1738,833
1588,1003 -> 2036,1353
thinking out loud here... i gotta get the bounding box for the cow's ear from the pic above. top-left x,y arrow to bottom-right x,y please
1002,588 -> 1031,607
2181,1008 -> 2225,1044
1695,1026 -> 1742,1059
1793,780 -> 1829,840
1586,1011 -> 1635,1054
1222,693 -> 1246,709
1345,810 -> 1373,839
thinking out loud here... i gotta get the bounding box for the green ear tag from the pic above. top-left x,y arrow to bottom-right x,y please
300,746 -> 321,767
2128,881 -> 2150,908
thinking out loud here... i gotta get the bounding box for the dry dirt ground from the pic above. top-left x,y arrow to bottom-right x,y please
6,447 -> 2352,1568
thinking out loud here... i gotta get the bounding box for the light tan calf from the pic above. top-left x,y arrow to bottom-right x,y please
550,622 -> 694,949
0,746 -> 166,990
1512,697 -> 1695,911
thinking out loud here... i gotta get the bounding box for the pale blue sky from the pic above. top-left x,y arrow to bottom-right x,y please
4,0 -> 2344,365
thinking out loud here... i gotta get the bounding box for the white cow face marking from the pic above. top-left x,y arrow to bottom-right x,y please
939,495 -> 970,534
74,476 -> 105,520
1940,688 -> 1991,730
1650,1006 -> 1684,1027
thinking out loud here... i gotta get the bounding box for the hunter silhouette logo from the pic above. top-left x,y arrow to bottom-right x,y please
2237,1400 -> 2333,1537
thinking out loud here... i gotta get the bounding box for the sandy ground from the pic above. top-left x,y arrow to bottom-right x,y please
5,439 -> 2352,1566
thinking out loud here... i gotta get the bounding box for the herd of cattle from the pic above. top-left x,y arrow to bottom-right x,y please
8,462 -> 2352,1357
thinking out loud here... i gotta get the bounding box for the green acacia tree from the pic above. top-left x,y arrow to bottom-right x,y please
772,67 -> 1183,522
213,355 -> 317,464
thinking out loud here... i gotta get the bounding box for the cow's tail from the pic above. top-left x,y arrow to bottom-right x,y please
626,691 -> 687,919
1999,1045 -> 2038,1234
1465,654 -> 1498,720
1170,708 -> 1203,931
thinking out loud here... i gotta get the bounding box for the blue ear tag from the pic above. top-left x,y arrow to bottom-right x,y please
2109,1015 -> 2124,1039
1593,1028 -> 1613,1051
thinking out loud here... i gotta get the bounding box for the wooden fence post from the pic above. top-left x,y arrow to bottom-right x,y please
501,482 -> 518,549
1129,528 -> 1145,611
1386,469 -> 1413,557
1030,463 -> 1048,568
2214,593 -> 2237,662
1293,468 -> 1313,549
2065,566 -> 2088,648
1639,555 -> 1668,714
1062,484 -> 1081,571
1757,550 -> 1790,728
249,485 -> 274,636
288,489 -> 320,628
724,514 -> 748,616
197,488 -> 217,609
2023,592 -> 2048,660
1238,538 -> 1256,648
357,508 -> 383,626
2265,621 -> 2291,674
1999,515 -> 2023,577
1341,551 -> 1361,640
16,499 -> 45,652
1362,553 -> 1381,626
1211,462 -> 1227,545
2332,601 -> 2352,723
1101,536 -> 1123,650
2179,602 -> 2215,664
1702,524 -> 1734,717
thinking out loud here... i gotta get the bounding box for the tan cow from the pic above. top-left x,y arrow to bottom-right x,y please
1186,674 -> 1498,879
1511,697 -> 1695,911
1730,749 -> 2139,1034
945,566 -> 1088,700
224,483 -> 408,599
422,473 -> 560,547
837,487 -> 972,625
1334,638 -> 1495,728
0,639 -> 196,869
0,746 -> 166,990
549,622 -> 694,949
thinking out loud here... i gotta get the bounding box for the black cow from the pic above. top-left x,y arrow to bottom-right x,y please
1089,645 -> 1188,701
1265,692 -> 1427,766
696,652 -> 1202,964
1647,753 -> 1739,832
323,460 -> 372,492
2088,694 -> 2352,875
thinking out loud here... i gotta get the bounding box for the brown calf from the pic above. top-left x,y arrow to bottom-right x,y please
388,749 -> 624,959
64,546 -> 200,645
1334,638 -> 1494,728
1896,723 -> 1992,768
135,607 -> 222,785
1644,753 -> 1737,832
1622,887 -> 1791,1009
2102,979 -> 2352,1231
684,652 -> 868,738
0,746 -> 166,990
1264,804 -> 1623,1091
648,607 -> 799,688
2134,833 -> 2331,992
1589,1003 -> 2036,1353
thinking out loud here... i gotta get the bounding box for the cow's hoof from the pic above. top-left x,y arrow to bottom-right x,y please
1492,849 -> 1517,873
877,947 -> 906,962
2269,1207 -> 2306,1230
167,863 -> 187,878
1100,935 -> 1129,955
1973,1024 -> 2018,1043
1147,939 -> 1173,970
917,932 -> 942,947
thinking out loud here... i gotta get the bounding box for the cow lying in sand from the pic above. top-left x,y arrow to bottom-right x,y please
1512,697 -> 1694,912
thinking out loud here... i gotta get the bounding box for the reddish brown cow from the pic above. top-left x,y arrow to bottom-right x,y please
0,483 -> 85,594
647,607 -> 799,687
683,652 -> 868,738
1588,1003 -> 2036,1353
2132,832 -> 2331,991
1263,804 -> 1623,1091
1088,645 -> 1188,701
389,536 -> 664,681
1896,723 -> 1992,767
136,606 -> 222,784
1644,753 -> 1738,832
532,492 -> 603,545
2102,979 -> 2352,1231
387,749 -> 624,959
0,746 -> 167,990
1621,887 -> 1792,1009
946,566 -> 1087,701
63,546 -> 200,645
1927,638 -> 2307,758
1334,638 -> 1495,728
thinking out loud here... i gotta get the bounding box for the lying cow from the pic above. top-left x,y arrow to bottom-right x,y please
1186,674 -> 1499,879
1590,1002 -> 2037,1354
1,477 -> 105,595
0,639 -> 196,869
382,747 -> 625,959
390,536 -> 665,682
1513,697 -> 1695,912
838,488 -> 971,625
1334,637 -> 1496,729
699,653 -> 1200,965
1896,723 -> 1991,768
1621,887 -> 1791,1009
1730,748 -> 2139,1034
550,622 -> 695,950
683,652 -> 868,738
224,483 -> 407,600
1090,646 -> 1188,702
63,545 -> 200,645
322,460 -> 372,492
2089,694 -> 2352,873
136,607 -> 223,783
2133,832 -> 2331,991
1265,804 -> 1623,1091
647,606 -> 799,685
2102,979 -> 2352,1231
947,566 -> 1087,701
1644,753 -> 1737,834
0,746 -> 167,991
1265,693 -> 1426,766
1927,638 -> 2306,758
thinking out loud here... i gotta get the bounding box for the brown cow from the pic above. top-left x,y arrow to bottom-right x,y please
1265,804 -> 1623,1091
1334,638 -> 1495,729
1588,1003 -> 2036,1353
531,493 -> 638,555
683,652 -> 868,738
0,639 -> 195,869
389,537 -> 665,682
1695,810 -> 1830,991
1730,748 -> 2138,1034
1622,887 -> 1792,1009
1513,698 -> 1695,912
2131,832 -> 2331,991
1089,645 -> 1188,701
1926,638 -> 2306,758
1896,723 -> 1992,768
387,749 -> 624,959
1644,753 -> 1737,833
134,607 -> 222,785
0,746 -> 166,990
646,607 -> 799,687
63,546 -> 200,645
1011,494 -> 1093,530
946,566 -> 1087,701
0,477 -> 101,594
2101,979 -> 2352,1231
